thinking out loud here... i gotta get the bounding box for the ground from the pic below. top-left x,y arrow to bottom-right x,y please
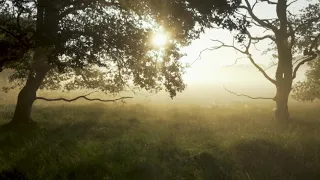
1,102 -> 320,180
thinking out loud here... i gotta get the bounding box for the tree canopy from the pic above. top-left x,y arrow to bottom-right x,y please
291,2 -> 320,101
0,0 -> 250,124
194,0 -> 319,121
0,0 -> 244,98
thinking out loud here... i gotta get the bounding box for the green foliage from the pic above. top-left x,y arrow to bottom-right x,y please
0,0 -> 244,98
292,58 -> 320,101
1,102 -> 320,179
291,2 -> 320,53
292,2 -> 320,101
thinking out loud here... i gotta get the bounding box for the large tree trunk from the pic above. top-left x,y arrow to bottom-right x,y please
10,47 -> 50,125
11,81 -> 38,124
8,0 -> 55,126
274,39 -> 293,122
274,83 -> 291,122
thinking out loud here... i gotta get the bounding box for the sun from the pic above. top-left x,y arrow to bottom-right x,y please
152,32 -> 168,47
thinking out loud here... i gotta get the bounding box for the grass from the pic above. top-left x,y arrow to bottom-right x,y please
1,102 -> 320,180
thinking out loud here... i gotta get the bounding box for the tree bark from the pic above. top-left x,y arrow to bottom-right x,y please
274,37 -> 293,122
274,84 -> 291,122
7,0 -> 54,126
10,47 -> 50,125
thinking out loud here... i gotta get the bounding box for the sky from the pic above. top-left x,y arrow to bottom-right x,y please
123,0 -> 316,105
0,0 -> 316,105
180,0 -> 313,86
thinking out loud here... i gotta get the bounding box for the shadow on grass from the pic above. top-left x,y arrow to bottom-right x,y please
232,138 -> 320,180
1,104 -> 320,180
0,123 -> 232,180
289,117 -> 320,127
0,104 -> 136,180
0,168 -> 28,180
124,137 -> 233,180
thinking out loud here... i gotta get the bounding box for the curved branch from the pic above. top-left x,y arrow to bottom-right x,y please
36,91 -> 133,102
209,38 -> 277,85
210,39 -> 246,53
260,0 -> 277,5
190,47 -> 220,66
292,34 -> 320,79
240,0 -> 278,32
247,55 -> 277,84
293,17 -> 320,34
223,86 -> 273,100
287,0 -> 298,7
245,29 -> 275,42
251,35 -> 276,42
292,54 -> 318,79
264,62 -> 278,71
224,57 -> 247,67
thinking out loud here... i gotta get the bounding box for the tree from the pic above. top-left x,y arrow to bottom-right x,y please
0,0 -> 243,126
291,2 -> 320,101
198,0 -> 319,121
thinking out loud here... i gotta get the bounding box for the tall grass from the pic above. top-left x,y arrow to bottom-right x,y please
1,102 -> 320,180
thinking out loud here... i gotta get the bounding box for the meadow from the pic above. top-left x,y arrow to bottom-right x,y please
1,100 -> 320,180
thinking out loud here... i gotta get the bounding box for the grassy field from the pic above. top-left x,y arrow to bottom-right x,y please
1,102 -> 320,180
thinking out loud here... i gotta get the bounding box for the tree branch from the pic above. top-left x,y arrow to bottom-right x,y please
287,0 -> 298,7
36,91 -> 133,102
250,34 -> 276,42
292,54 -> 318,79
292,34 -> 320,79
208,35 -> 277,85
210,39 -> 246,53
239,0 -> 278,32
264,62 -> 278,71
190,47 -> 221,66
223,86 -> 274,100
247,55 -> 277,84
260,0 -> 277,5
60,1 -> 125,18
293,17 -> 320,34
224,57 -> 247,67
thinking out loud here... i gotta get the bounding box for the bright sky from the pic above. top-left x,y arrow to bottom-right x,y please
179,0 -> 313,85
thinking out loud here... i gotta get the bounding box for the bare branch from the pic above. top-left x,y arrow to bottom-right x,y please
260,0 -> 277,5
36,91 -> 133,102
240,0 -> 278,32
252,41 -> 261,51
224,57 -> 247,67
252,0 -> 259,10
208,38 -> 277,85
292,54 -> 318,79
264,62 -> 278,71
251,34 -> 276,42
245,26 -> 276,42
190,47 -> 220,66
247,55 -> 277,84
223,86 -> 274,100
210,39 -> 246,54
287,0 -> 298,7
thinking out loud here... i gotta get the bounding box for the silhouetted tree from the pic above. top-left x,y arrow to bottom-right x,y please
0,0 -> 243,126
291,2 -> 320,101
199,0 -> 319,122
